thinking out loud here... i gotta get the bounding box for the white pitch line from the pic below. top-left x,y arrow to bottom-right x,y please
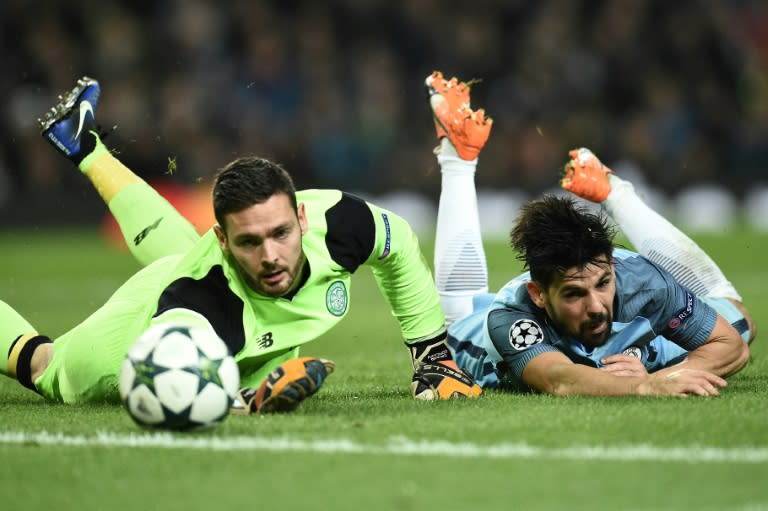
1,431 -> 766,464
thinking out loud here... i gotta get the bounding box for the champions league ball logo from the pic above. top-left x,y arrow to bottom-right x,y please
509,319 -> 544,351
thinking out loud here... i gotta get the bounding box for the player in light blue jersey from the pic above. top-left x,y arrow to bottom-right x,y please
425,71 -> 755,397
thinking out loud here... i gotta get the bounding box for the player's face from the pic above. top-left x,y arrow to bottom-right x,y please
215,193 -> 308,297
530,258 -> 615,349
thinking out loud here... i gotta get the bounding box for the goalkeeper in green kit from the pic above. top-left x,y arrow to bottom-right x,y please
0,77 -> 481,412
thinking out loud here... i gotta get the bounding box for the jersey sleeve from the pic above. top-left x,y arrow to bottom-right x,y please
323,192 -> 377,273
365,201 -> 446,341
322,192 -> 444,341
323,193 -> 445,341
614,255 -> 718,352
656,286 -> 718,352
486,308 -> 562,384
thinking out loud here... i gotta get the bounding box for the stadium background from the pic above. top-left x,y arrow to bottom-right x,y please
1,0 -> 768,234
1,3 -> 767,508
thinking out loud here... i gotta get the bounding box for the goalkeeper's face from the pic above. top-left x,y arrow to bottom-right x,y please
215,193 -> 308,297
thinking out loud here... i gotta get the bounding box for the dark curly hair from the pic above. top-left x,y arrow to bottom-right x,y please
510,195 -> 616,288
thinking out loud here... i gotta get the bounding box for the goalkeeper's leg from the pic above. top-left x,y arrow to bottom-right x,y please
0,300 -> 52,393
80,141 -> 200,266
3,257 -> 181,402
40,77 -> 200,266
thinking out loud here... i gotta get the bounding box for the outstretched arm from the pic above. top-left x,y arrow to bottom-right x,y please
365,205 -> 446,343
320,191 -> 481,399
522,351 -> 727,397
656,314 -> 750,378
363,203 -> 482,399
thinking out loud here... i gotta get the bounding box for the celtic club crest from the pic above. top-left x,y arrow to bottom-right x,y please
326,281 -> 348,316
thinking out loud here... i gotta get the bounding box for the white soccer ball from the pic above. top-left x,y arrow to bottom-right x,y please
119,323 -> 240,431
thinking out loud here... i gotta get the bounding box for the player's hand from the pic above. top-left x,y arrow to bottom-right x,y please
231,357 -> 335,414
600,354 -> 649,378
231,387 -> 259,415
638,368 -> 727,397
411,360 -> 482,400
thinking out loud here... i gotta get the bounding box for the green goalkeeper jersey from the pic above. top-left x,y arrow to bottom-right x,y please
37,189 -> 445,402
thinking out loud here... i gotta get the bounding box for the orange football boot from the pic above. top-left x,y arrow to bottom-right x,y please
425,71 -> 492,161
561,148 -> 613,202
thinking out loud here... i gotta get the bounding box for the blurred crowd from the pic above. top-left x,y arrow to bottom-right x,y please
1,0 -> 768,224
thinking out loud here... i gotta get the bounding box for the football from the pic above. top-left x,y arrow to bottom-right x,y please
119,323 -> 240,431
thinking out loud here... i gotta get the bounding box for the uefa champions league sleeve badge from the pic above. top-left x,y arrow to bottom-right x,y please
509,319 -> 544,351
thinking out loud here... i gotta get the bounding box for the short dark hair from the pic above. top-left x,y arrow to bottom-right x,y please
212,156 -> 298,231
510,195 -> 616,288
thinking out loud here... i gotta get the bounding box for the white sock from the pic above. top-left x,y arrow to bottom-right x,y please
434,138 -> 489,324
602,175 -> 741,300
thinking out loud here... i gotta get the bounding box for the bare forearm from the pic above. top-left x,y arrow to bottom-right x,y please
658,338 -> 749,378
526,363 -> 646,397
661,314 -> 752,378
523,356 -> 726,397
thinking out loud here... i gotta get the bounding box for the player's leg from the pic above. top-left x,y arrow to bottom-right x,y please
426,71 -> 493,325
0,300 -> 53,393
40,77 -> 199,266
425,72 -> 499,388
562,149 -> 756,342
32,258 -> 182,403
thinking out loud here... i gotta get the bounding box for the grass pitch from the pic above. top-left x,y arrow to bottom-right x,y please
0,228 -> 766,511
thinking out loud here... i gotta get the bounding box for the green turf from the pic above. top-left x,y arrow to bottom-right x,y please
0,228 -> 766,511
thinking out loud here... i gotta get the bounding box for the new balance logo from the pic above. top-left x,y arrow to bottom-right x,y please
257,332 -> 274,349
133,217 -> 163,246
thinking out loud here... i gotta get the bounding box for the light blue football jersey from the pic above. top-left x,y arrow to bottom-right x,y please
448,249 -> 745,389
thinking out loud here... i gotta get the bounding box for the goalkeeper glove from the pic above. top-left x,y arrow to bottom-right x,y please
406,334 -> 482,400
232,357 -> 335,414
411,360 -> 482,400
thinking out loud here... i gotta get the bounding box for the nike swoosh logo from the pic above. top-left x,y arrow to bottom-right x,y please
75,100 -> 94,139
